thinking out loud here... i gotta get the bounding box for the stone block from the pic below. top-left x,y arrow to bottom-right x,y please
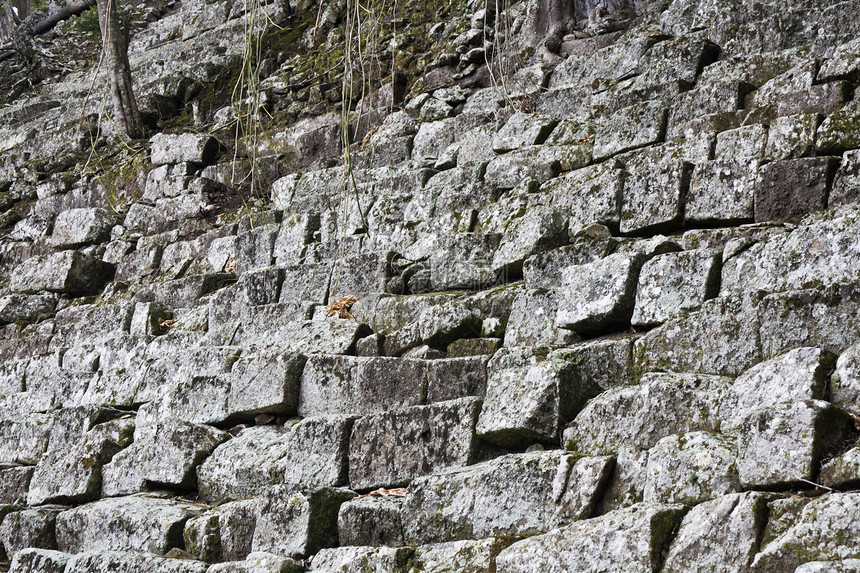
0,506 -> 63,556
726,347 -> 834,430
430,233 -> 501,291
234,225 -> 278,275
272,214 -> 319,267
820,446 -> 860,489
0,466 -> 33,505
634,294 -> 762,377
348,398 -> 481,490
299,355 -> 426,418
643,431 -> 741,506
631,249 -> 721,326
402,451 -> 612,543
50,207 -> 116,248
227,350 -> 306,418
26,435 -> 122,505
102,421 -> 227,495
10,251 -> 114,296
272,416 -> 353,488
755,157 -> 837,222
492,112 -> 557,152
686,159 -> 759,223
8,549 -> 70,573
737,400 -> 852,488
0,294 -> 57,324
751,493 -> 860,572
308,547 -> 413,573
476,347 -> 599,448
484,146 -> 572,190
833,342 -> 860,415
337,496 -> 404,547
0,413 -> 53,464
425,356 -> 488,402
65,550 -> 208,573
555,253 -> 643,333
592,100 -> 668,161
503,288 -> 581,348
831,149 -> 860,207
715,125 -> 768,161
251,485 -> 355,558
410,538 -> 514,573
764,113 -> 819,161
278,263 -> 330,305
542,160 -> 623,233
150,133 -> 218,165
207,552 -> 303,573
185,499 -> 258,564
491,207 -> 568,276
495,503 -> 686,573
56,496 -> 200,555
620,146 -> 692,234
662,492 -> 771,573
564,372 -> 732,455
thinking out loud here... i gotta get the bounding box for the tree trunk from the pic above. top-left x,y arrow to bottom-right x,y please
96,0 -> 143,139
16,0 -> 30,21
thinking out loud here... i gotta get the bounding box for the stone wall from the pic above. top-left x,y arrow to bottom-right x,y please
1,0 -> 860,571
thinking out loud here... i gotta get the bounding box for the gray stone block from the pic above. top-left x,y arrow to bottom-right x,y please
10,251 -> 114,296
755,157 -> 837,222
564,372 -> 732,455
830,150 -> 860,207
662,492 -> 771,573
56,496 -> 200,555
592,100 -> 668,161
0,506 -> 63,556
477,347 -> 598,448
751,493 -> 860,572
308,546 -> 412,573
8,549 -> 70,573
686,159 -> 759,223
643,431 -> 740,506
425,356 -> 488,402
619,145 -> 691,234
207,552 -> 303,573
820,446 -> 860,489
492,207 -> 568,276
150,133 -> 218,165
299,355 -> 426,418
764,113 -> 819,161
50,207 -> 116,248
495,502 -> 686,573
542,160 -> 623,233
817,100 -> 860,152
715,125 -> 767,161
631,249 -> 721,326
555,253 -> 643,333
492,112 -> 557,152
726,347 -> 834,430
337,496 -> 404,547
402,451 -> 612,543
503,288 -> 581,348
0,413 -> 53,464
430,233 -> 501,291
0,466 -> 32,505
65,550 -> 208,573
348,398 -> 481,490
251,485 -> 355,558
227,350 -> 306,418
833,342 -> 860,415
737,400 -> 852,488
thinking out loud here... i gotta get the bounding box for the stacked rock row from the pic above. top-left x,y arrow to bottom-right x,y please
2,0 -> 860,571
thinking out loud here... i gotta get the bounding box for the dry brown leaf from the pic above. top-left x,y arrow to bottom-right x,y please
850,412 -> 860,432
223,257 -> 237,274
157,317 -> 177,329
356,487 -> 407,499
325,295 -> 360,320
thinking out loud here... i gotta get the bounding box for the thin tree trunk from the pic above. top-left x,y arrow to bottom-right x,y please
96,0 -> 143,139
16,0 -> 30,21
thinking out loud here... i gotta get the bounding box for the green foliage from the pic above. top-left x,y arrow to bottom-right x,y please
69,4 -> 136,44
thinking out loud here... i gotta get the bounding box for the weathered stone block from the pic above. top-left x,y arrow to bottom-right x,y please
56,496 -> 200,555
726,347 -> 834,430
686,159 -> 759,223
308,546 -> 413,573
643,431 -> 740,505
820,446 -> 860,489
830,149 -> 860,207
425,356 -> 488,402
491,207 -> 568,276
234,225 -> 278,275
430,233 -> 501,291
564,372 -> 732,455
715,125 -> 767,161
8,549 -> 70,573
634,294 -> 762,377
662,492 -> 771,573
755,157 -> 837,222
620,146 -> 691,234
411,538 -> 515,573
151,133 -> 218,165
0,506 -> 63,556
817,100 -> 860,152
0,294 -> 56,325
476,347 -> 598,447
402,451 -> 612,543
495,503 -> 686,573
0,466 -> 32,505
272,416 -> 353,487
26,436 -> 122,505
65,550 -> 208,573
0,413 -> 53,464
207,552 -> 304,573
227,350 -> 306,418
631,249 -> 720,326
337,496 -> 404,547
542,160 -> 623,233
251,485 -> 355,559
764,113 -> 819,161
556,253 -> 643,333
503,288 -> 581,348
348,398 -> 481,490
592,100 -> 668,161
833,341 -> 860,415
10,251 -> 114,296
751,493 -> 860,572
298,355 -> 426,418
484,146 -> 584,190
737,400 -> 852,488
492,112 -> 557,152
50,207 -> 116,248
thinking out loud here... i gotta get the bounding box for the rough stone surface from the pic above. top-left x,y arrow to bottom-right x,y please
337,496 -> 404,547
8,549 -> 70,573
308,546 -> 413,573
755,158 -> 837,222
494,503 -> 686,573
10,251 -> 114,296
402,451 -> 612,543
